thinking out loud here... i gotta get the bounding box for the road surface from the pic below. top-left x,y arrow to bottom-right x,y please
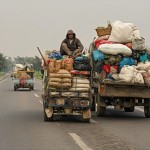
0,77 -> 150,150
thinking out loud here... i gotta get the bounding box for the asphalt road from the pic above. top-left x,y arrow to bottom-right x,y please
0,77 -> 150,150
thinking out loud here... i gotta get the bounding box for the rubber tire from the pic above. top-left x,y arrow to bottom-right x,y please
95,92 -> 106,117
144,106 -> 150,118
14,86 -> 17,91
29,86 -> 32,91
91,96 -> 95,111
124,106 -> 135,112
82,118 -> 90,123
144,99 -> 150,118
43,108 -> 53,122
43,100 -> 53,122
31,86 -> 34,90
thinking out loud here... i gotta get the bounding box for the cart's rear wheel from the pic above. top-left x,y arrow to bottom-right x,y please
144,98 -> 150,118
95,92 -> 106,117
44,108 -> 53,122
43,101 -> 53,122
14,86 -> 17,91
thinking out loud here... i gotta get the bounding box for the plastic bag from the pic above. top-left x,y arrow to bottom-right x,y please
119,57 -> 135,69
92,49 -> 104,62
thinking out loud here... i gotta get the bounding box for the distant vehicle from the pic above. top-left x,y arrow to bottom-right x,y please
13,70 -> 34,91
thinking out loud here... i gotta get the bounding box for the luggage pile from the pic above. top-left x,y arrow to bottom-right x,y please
92,20 -> 150,85
44,50 -> 91,97
13,64 -> 33,78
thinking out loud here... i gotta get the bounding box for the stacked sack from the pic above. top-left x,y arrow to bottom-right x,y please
44,50 -> 74,89
93,20 -> 149,85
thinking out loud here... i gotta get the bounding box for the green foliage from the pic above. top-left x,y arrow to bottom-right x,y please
14,56 -> 41,71
0,53 -> 13,72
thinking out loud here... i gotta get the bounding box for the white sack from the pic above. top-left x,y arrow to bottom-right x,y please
108,21 -> 134,43
98,43 -> 132,56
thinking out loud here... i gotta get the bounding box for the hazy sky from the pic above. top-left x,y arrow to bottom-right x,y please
0,0 -> 149,58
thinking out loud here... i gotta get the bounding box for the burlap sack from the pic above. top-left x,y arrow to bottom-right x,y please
79,93 -> 89,98
70,87 -> 89,91
48,59 -> 56,73
63,58 -> 74,72
57,70 -> 72,78
73,77 -> 89,84
49,78 -> 61,82
55,60 -> 62,72
49,82 -> 61,88
72,83 -> 90,88
62,92 -> 77,97
62,83 -> 71,88
62,78 -> 71,83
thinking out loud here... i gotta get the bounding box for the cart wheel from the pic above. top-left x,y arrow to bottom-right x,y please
124,106 -> 135,112
32,86 -> 34,90
44,108 -> 53,122
43,102 -> 53,122
29,86 -> 31,91
144,99 -> 150,118
82,118 -> 90,123
95,92 -> 106,117
144,106 -> 150,118
14,86 -> 17,91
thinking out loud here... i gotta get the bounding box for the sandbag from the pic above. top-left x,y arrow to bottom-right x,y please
49,70 -> 72,78
55,60 -> 63,72
62,78 -> 71,83
63,57 -> 74,72
98,44 -> 132,56
70,88 -> 89,92
49,78 -> 61,82
47,59 -> 56,73
72,83 -> 90,88
62,92 -> 77,97
79,93 -> 89,98
73,77 -> 89,84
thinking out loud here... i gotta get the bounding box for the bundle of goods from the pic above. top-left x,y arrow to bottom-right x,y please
73,55 -> 91,71
48,69 -> 72,89
15,71 -> 30,78
92,20 -> 150,85
61,76 -> 90,98
42,50 -> 91,97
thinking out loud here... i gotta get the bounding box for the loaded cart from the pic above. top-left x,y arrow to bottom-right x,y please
42,69 -> 92,122
13,70 -> 34,91
89,43 -> 150,118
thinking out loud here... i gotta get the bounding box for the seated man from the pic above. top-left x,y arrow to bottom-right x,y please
60,30 -> 84,58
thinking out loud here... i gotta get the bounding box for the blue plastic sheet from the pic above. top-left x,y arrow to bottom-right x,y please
119,57 -> 135,69
92,49 -> 104,62
49,52 -> 62,60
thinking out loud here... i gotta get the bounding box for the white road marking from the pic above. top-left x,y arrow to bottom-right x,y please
39,100 -> 43,104
56,122 -> 61,126
69,133 -> 93,150
90,119 -> 97,123
136,107 -> 144,112
0,79 -> 6,84
34,93 -> 39,98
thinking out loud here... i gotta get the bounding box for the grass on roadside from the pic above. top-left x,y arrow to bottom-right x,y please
0,72 -> 5,77
34,71 -> 42,80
